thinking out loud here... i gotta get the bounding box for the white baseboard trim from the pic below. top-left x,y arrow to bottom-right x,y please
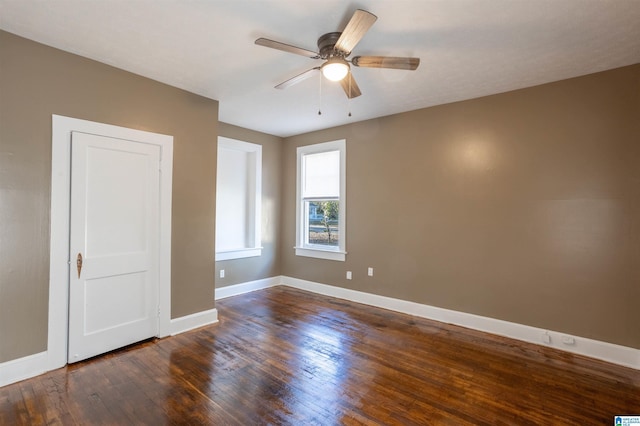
215,276 -> 282,300
3,276 -> 637,389
281,276 -> 640,370
0,308 -> 220,388
169,308 -> 219,336
0,351 -> 49,387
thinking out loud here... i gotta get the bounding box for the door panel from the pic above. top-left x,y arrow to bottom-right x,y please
85,146 -> 149,256
68,131 -> 160,363
84,272 -> 148,334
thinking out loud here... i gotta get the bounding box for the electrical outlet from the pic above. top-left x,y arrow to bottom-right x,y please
219,269 -> 225,278
368,267 -> 374,276
346,271 -> 352,280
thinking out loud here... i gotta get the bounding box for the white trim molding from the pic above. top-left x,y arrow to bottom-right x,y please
0,305 -> 219,388
293,247 -> 347,262
49,115 -> 174,370
281,276 -> 640,370
215,276 -> 282,300
216,247 -> 263,262
4,274 -> 637,388
169,309 -> 219,336
0,351 -> 49,388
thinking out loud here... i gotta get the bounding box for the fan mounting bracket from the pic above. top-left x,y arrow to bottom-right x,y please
317,32 -> 345,59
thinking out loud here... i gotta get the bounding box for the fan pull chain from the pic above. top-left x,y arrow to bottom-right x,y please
348,71 -> 352,117
318,71 -> 322,115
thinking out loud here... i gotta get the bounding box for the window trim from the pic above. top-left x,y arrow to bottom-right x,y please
295,139 -> 346,261
215,137 -> 262,261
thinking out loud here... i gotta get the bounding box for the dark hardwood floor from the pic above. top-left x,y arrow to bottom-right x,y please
2,286 -> 639,425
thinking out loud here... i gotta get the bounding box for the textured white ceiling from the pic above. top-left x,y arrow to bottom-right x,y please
1,0 -> 639,137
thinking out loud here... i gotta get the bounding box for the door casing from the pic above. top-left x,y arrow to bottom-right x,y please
48,115 -> 173,370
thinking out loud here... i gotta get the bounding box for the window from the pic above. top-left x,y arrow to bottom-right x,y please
215,137 -> 262,261
296,139 -> 346,261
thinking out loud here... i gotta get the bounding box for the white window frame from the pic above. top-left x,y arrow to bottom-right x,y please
215,137 -> 262,261
295,139 -> 346,261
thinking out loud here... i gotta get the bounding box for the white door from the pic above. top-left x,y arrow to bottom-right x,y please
68,131 -> 160,363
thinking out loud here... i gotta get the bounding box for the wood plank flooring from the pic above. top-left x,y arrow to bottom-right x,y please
1,286 -> 639,425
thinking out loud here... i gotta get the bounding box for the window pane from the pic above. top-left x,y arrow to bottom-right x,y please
306,200 -> 339,247
303,150 -> 340,198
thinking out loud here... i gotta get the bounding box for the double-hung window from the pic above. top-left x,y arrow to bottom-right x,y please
295,139 -> 346,261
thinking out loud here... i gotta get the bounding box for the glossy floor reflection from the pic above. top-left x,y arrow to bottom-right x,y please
2,286 -> 639,425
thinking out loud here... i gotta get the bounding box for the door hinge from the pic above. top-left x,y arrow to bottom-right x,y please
157,306 -> 161,318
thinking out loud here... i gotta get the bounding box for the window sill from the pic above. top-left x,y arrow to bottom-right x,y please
294,247 -> 346,262
216,247 -> 262,261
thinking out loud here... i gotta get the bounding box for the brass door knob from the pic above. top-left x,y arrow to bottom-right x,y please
76,253 -> 83,278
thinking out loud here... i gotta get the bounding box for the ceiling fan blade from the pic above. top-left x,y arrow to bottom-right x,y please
352,56 -> 420,70
339,71 -> 362,99
275,67 -> 321,90
255,38 -> 320,59
335,9 -> 377,55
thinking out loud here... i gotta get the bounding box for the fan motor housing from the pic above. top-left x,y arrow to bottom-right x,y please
317,32 -> 343,58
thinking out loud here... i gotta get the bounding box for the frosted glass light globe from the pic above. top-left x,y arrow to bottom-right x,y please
321,58 -> 349,81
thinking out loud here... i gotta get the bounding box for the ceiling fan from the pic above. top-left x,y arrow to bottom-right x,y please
255,9 -> 420,99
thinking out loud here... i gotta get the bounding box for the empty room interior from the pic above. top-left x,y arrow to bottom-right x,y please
1,0 -> 639,424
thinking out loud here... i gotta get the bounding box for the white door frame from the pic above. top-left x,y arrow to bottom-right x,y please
48,115 -> 173,370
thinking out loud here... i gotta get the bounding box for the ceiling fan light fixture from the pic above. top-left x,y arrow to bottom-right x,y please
321,57 -> 349,81
257,9 -> 418,100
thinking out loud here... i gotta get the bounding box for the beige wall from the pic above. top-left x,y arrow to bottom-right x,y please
281,64 -> 640,349
0,31 -> 218,362
215,123 -> 282,287
1,27 -> 638,366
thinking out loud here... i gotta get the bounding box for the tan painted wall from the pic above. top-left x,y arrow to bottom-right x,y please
215,123 -> 282,287
1,27 -> 638,365
0,31 -> 218,362
281,64 -> 640,349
